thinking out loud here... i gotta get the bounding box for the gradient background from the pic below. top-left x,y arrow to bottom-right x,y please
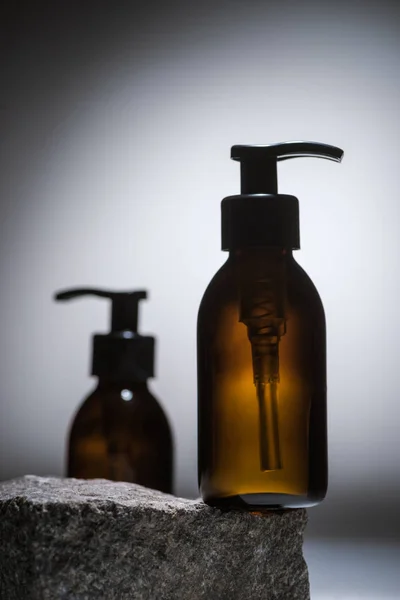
1,1 -> 400,597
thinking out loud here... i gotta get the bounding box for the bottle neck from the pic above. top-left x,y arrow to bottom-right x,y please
228,247 -> 293,262
95,378 -> 150,393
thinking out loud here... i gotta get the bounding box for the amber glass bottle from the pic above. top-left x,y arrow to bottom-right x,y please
198,142 -> 343,510
55,288 -> 173,494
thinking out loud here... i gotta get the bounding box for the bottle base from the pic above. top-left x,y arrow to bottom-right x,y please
204,492 -> 323,511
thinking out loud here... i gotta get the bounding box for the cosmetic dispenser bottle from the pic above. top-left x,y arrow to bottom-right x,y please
197,141 -> 343,509
55,288 -> 173,493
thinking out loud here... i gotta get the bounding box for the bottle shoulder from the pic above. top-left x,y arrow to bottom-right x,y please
289,258 -> 325,315
70,386 -> 101,420
198,254 -> 325,327
69,383 -> 172,432
198,258 -> 231,314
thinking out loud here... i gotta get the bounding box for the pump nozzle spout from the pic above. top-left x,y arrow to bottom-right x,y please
54,288 -> 148,333
231,141 -> 344,194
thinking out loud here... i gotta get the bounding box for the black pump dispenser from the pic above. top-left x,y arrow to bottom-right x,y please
222,141 -> 344,250
55,288 -> 154,382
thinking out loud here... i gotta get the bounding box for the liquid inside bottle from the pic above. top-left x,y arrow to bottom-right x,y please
197,248 -> 327,510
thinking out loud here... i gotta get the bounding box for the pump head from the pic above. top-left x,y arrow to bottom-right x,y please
222,140 -> 344,250
55,288 -> 148,333
54,287 -> 155,382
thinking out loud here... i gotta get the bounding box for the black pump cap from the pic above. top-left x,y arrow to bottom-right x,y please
54,288 -> 155,382
222,141 -> 344,250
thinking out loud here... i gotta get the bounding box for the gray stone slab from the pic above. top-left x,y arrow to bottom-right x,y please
0,476 -> 309,599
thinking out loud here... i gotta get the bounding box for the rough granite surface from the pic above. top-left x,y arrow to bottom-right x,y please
0,476 -> 309,600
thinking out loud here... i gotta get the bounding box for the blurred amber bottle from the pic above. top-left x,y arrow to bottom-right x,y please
55,288 -> 173,494
198,142 -> 343,510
